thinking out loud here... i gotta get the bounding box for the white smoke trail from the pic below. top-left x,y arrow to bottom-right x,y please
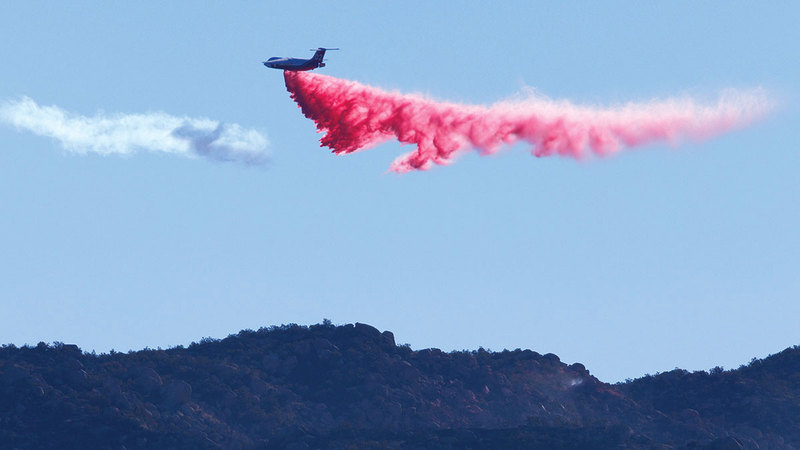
0,97 -> 268,165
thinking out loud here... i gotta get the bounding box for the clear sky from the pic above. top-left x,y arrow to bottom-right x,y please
0,1 -> 798,382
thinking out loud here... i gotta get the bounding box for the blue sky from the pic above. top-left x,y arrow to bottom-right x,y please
0,2 -> 798,382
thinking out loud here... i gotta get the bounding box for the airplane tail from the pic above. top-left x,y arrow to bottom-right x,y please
311,47 -> 338,65
311,49 -> 327,64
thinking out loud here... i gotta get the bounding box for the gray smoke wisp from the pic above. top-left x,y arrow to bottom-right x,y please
0,97 -> 268,165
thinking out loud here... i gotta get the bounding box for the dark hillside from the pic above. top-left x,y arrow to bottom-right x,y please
620,346 -> 800,449
1,322 -> 798,449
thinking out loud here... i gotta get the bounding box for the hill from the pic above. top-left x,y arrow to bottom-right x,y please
1,322 -> 797,449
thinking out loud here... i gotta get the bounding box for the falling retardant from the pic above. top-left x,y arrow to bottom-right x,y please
284,71 -> 771,173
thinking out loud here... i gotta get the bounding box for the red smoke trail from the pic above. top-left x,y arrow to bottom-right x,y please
284,71 -> 770,173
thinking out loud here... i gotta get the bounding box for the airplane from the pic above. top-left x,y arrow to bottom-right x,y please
263,48 -> 339,71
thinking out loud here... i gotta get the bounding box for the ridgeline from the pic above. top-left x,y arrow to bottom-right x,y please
1,322 -> 798,449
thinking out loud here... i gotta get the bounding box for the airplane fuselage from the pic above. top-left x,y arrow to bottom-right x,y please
263,57 -> 322,71
263,48 -> 335,72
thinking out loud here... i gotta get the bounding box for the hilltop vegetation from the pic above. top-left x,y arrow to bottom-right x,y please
1,322 -> 798,449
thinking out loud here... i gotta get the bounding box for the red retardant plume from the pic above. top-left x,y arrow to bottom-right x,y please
284,71 -> 770,173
